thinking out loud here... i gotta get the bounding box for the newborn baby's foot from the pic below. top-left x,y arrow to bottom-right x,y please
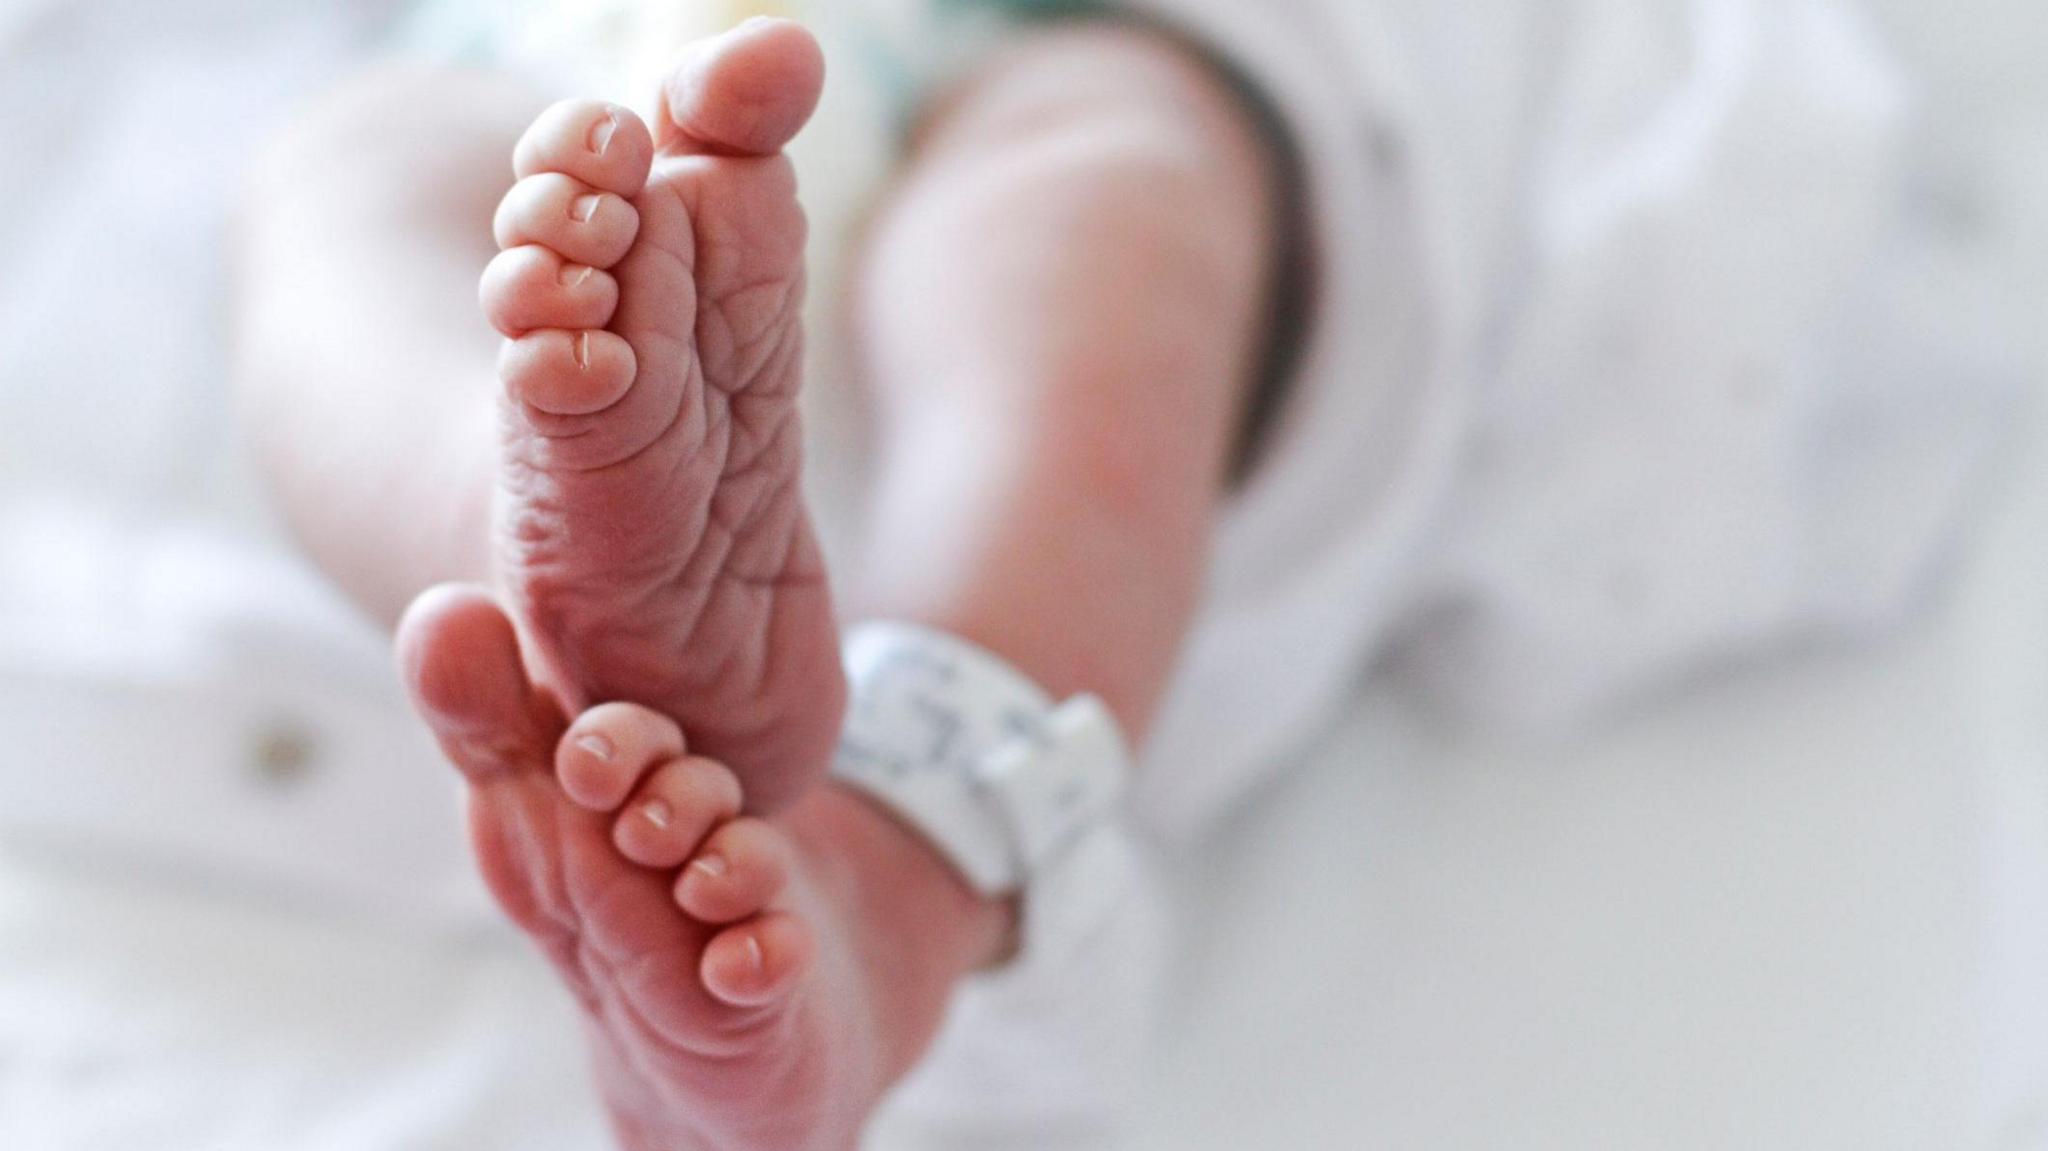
399,590 -> 1008,1151
481,18 -> 842,812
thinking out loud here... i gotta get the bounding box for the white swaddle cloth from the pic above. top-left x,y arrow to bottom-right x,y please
1127,0 -> 2021,837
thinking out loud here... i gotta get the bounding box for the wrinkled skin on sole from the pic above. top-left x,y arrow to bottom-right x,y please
480,19 -> 845,814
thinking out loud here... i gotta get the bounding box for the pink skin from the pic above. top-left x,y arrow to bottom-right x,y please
483,19 -> 844,815
399,587 -> 1008,1151
409,26 -> 1272,1147
239,17 -> 1274,1148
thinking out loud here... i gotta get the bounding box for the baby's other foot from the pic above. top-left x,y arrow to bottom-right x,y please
480,18 -> 842,812
399,588 -> 1011,1151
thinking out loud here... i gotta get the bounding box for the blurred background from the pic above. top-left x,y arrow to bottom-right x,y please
2,1 -> 2045,1148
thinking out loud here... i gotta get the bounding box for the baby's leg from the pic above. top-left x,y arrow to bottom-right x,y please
849,21 -> 1278,738
245,26 -> 851,811
235,66 -> 539,622
238,18 -> 1274,758
239,18 -> 1276,734
387,19 -> 1280,1148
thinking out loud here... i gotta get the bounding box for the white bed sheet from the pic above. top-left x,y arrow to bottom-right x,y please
1128,400 -> 2048,1151
1125,6 -> 2048,1142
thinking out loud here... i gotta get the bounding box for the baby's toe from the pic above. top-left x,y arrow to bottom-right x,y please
482,246 -> 618,336
658,18 -> 824,158
555,702 -> 683,812
493,172 -> 639,269
700,913 -> 813,1008
397,586 -> 561,784
513,99 -> 653,197
500,328 -> 637,419
674,817 -> 791,925
612,756 -> 743,869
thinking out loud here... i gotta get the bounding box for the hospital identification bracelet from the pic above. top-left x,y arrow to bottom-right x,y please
830,622 -> 1130,898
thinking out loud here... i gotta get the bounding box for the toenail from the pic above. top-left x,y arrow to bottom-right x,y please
571,194 -> 604,223
574,733 -> 613,761
743,934 -> 765,972
691,853 -> 729,879
642,799 -> 673,830
587,110 -> 618,156
573,330 -> 591,369
558,263 -> 594,289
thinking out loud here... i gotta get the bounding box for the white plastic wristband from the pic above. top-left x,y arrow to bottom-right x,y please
831,622 -> 1131,898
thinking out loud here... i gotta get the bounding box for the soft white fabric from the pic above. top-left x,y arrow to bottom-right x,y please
1128,0 -> 2023,839
0,0 -> 489,925
1122,399 -> 2048,1151
0,855 -> 612,1151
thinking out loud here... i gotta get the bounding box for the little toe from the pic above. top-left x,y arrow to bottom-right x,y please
700,913 -> 813,1007
674,818 -> 791,925
482,246 -> 619,336
513,99 -> 654,197
612,757 -> 744,869
493,172 -> 639,269
556,702 -> 685,812
500,328 -> 637,419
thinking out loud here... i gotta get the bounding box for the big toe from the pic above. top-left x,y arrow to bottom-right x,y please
397,584 -> 559,780
659,17 -> 825,157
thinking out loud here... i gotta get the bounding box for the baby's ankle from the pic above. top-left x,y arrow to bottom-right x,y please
794,782 -> 1016,964
785,783 -> 1018,1067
